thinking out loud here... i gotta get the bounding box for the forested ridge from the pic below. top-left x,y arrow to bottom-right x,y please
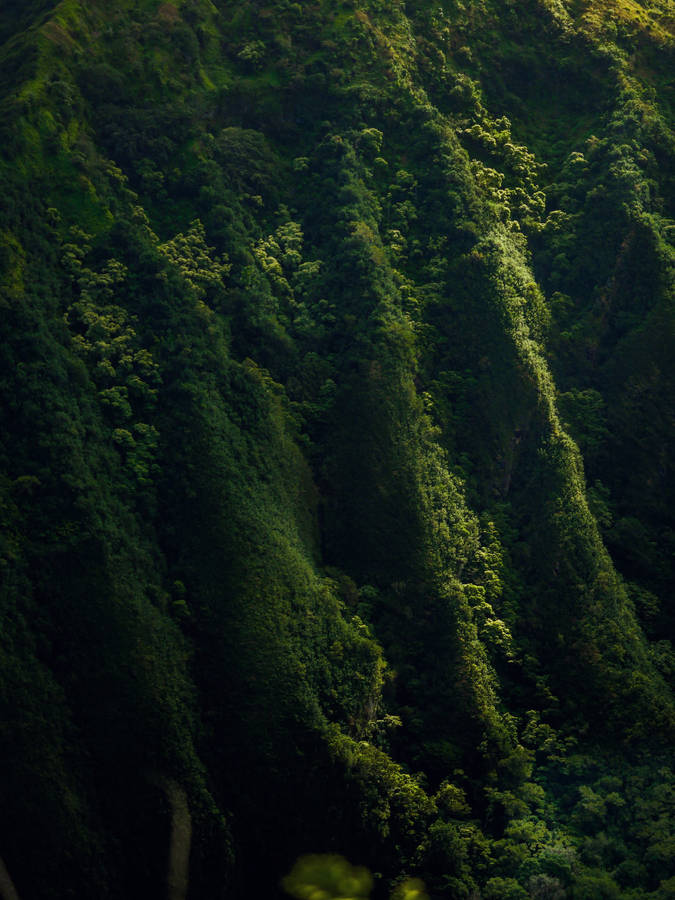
0,0 -> 673,897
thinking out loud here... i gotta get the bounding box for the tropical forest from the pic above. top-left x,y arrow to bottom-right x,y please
0,0 -> 673,897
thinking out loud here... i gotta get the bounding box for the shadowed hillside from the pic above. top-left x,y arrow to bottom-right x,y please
0,1 -> 673,898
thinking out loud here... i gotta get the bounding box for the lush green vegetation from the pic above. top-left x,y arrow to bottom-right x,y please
0,0 -> 673,897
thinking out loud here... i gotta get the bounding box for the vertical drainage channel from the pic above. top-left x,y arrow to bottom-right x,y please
164,779 -> 192,900
147,772 -> 192,900
0,857 -> 20,900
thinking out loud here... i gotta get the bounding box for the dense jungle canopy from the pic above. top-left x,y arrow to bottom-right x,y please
0,0 -> 674,897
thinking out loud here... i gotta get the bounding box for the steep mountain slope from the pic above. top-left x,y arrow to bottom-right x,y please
0,1 -> 673,898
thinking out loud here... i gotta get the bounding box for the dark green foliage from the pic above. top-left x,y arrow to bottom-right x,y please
0,0 -> 673,897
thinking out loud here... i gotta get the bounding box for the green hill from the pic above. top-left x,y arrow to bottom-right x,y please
0,1 -> 673,897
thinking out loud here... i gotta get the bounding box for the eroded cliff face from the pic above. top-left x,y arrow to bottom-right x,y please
0,0 -> 673,897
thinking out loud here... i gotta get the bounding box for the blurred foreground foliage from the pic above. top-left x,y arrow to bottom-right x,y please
283,855 -> 428,900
